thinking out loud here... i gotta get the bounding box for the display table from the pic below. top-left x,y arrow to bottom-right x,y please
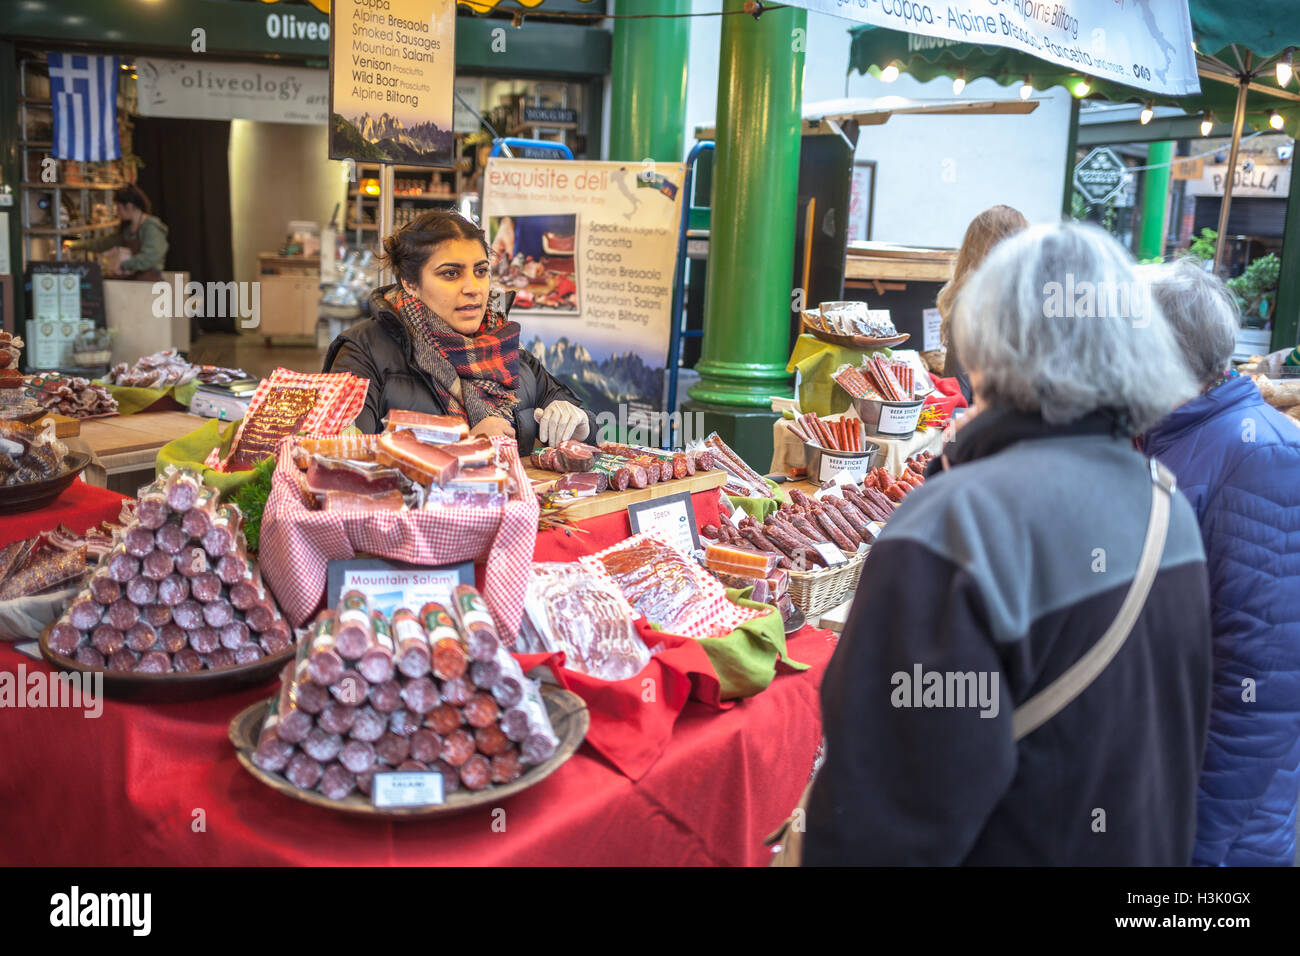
76,410 -> 208,493
0,480 -> 128,541
0,624 -> 832,865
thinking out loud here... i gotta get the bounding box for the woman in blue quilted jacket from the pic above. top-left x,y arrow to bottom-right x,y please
1141,260 -> 1300,866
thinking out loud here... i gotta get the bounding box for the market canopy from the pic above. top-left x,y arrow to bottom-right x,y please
787,0 -> 1198,97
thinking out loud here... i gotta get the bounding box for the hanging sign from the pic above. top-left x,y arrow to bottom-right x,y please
482,159 -> 685,443
792,0 -> 1199,97
136,58 -> 327,125
329,0 -> 455,167
1186,164 -> 1291,199
1074,147 -> 1129,205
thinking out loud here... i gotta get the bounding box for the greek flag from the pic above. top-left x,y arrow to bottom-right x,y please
48,53 -> 121,162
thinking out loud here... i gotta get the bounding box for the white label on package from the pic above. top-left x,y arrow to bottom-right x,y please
814,541 -> 848,566
866,521 -> 883,539
817,453 -> 871,483
813,484 -> 844,502
371,772 -> 445,808
923,308 -> 942,352
877,403 -> 922,436
727,505 -> 745,527
341,568 -> 461,618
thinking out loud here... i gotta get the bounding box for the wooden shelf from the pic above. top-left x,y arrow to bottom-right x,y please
349,191 -> 454,200
24,223 -> 118,236
20,141 -> 53,149
22,182 -> 121,191
346,222 -> 379,230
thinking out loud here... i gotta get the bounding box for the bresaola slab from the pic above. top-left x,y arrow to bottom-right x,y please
384,411 -> 468,444
377,430 -> 460,486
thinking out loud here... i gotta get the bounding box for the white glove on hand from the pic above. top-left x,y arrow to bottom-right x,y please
534,401 -> 589,446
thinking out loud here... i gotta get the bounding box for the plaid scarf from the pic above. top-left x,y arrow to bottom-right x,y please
388,285 -> 520,427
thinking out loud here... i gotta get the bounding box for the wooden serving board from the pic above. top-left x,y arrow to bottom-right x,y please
528,465 -> 727,521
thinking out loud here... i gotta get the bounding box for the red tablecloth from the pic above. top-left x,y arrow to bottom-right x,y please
0,625 -> 834,865
0,480 -> 128,544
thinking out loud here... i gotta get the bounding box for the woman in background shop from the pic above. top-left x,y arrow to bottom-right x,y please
325,209 -> 596,447
1140,260 -> 1300,868
936,205 -> 1028,404
64,184 -> 169,280
803,222 -> 1212,865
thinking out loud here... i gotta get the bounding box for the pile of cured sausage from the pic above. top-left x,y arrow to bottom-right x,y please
252,585 -> 559,800
45,467 -> 292,673
529,439 -> 715,495
103,349 -> 247,389
24,375 -> 118,418
701,453 -> 932,575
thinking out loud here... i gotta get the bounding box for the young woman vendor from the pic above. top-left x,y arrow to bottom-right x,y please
325,209 -> 597,449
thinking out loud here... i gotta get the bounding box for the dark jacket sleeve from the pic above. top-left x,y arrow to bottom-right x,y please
520,350 -> 600,443
325,334 -> 385,434
803,536 -> 1017,865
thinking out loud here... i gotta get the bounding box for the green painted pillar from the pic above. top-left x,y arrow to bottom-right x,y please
689,0 -> 805,412
0,40 -> 21,333
1269,155 -> 1300,352
608,0 -> 690,162
1061,97 -> 1080,217
1136,140 -> 1173,260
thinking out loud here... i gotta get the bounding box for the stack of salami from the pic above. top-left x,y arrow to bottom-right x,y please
529,439 -> 716,494
251,584 -> 559,801
45,467 -> 292,673
696,433 -> 774,499
703,485 -> 893,571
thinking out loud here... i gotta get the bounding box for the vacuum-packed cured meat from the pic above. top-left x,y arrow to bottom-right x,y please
522,563 -> 646,681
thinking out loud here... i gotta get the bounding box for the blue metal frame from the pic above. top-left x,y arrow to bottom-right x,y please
490,138 -> 575,160
665,140 -> 715,448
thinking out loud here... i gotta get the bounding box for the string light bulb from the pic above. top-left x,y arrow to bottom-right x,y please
1278,48 -> 1294,87
1201,112 -> 1214,136
1140,102 -> 1154,125
880,62 -> 900,83
1073,76 -> 1091,97
952,70 -> 965,96
1019,75 -> 1033,100
1269,109 -> 1285,130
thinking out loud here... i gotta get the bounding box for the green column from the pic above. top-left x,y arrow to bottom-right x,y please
1136,140 -> 1173,260
1061,97 -> 1080,217
0,40 -> 20,333
1269,155 -> 1300,352
608,0 -> 690,162
689,0 -> 805,409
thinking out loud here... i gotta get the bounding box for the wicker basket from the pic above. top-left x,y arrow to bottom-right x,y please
787,550 -> 867,617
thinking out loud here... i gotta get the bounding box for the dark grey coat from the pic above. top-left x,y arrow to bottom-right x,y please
324,286 -> 597,450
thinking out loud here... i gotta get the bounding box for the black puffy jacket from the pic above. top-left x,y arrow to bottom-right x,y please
324,286 -> 597,449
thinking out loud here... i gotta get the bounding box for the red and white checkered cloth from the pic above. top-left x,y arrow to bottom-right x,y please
258,436 -> 539,642
207,368 -> 370,472
580,532 -> 768,639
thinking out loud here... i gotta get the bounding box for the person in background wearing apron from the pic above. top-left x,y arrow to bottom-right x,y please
64,184 -> 169,281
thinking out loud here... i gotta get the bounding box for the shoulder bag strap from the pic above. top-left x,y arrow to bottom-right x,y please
1011,459 -> 1176,741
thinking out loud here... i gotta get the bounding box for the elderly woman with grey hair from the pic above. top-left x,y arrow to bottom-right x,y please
801,222 -> 1212,866
1140,260 -> 1300,868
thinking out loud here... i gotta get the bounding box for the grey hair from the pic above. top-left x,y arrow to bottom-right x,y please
1136,259 -> 1240,388
952,221 -> 1198,433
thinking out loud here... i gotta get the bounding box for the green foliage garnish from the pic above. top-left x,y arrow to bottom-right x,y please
229,456 -> 276,553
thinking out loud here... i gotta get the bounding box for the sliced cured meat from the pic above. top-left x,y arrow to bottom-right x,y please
376,428 -> 459,486
383,410 -> 468,443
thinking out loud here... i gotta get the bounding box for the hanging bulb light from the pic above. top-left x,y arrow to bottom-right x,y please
952,69 -> 966,96
1278,48 -> 1294,87
1073,76 -> 1091,97
1140,101 -> 1154,125
1269,109 -> 1285,130
1019,75 -> 1033,100
1201,112 -> 1214,136
880,62 -> 900,83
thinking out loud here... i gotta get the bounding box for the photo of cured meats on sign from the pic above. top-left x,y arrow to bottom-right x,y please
489,214 -> 578,313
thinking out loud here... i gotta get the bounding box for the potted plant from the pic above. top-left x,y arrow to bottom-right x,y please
1227,253 -> 1280,358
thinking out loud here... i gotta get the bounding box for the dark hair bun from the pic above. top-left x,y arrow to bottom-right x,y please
113,184 -> 151,215
380,209 -> 490,288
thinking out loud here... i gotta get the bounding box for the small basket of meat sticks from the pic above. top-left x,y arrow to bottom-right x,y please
834,357 -> 925,439
789,411 -> 881,484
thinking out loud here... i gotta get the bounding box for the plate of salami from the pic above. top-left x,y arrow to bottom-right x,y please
227,683 -> 589,817
39,622 -> 296,701
0,451 -> 92,515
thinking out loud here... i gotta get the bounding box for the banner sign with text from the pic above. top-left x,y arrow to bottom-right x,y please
329,0 -> 455,166
482,158 -> 685,433
136,58 -> 327,125
791,0 -> 1198,96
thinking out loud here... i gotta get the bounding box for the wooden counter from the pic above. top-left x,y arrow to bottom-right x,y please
76,410 -> 208,494
529,464 -> 726,521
